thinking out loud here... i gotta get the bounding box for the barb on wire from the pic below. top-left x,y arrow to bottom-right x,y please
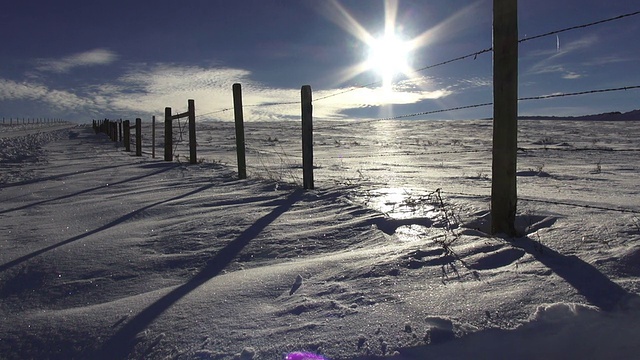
381,102 -> 493,121
196,108 -> 233,119
314,48 -> 493,104
519,10 -> 640,44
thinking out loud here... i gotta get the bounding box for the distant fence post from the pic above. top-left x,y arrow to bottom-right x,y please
152,115 -> 156,159
119,119 -> 123,142
188,99 -> 197,164
164,107 -> 172,161
111,120 -> 118,142
301,85 -> 314,190
233,83 -> 247,179
491,0 -> 518,236
135,118 -> 142,156
123,120 -> 131,152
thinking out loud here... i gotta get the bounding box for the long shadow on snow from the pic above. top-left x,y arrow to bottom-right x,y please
346,241 -> 637,360
513,236 -> 633,312
0,181 -> 214,273
0,162 -> 178,215
0,163 -> 134,190
95,189 -> 304,360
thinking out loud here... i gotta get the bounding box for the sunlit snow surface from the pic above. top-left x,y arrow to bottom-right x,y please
0,119 -> 639,359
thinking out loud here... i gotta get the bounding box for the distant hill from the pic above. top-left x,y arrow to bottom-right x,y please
519,109 -> 640,121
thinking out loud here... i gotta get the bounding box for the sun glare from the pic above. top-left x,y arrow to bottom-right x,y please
366,32 -> 411,88
321,0 -> 484,96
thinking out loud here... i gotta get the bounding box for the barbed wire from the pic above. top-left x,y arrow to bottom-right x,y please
313,10 -> 640,104
193,10 -> 640,121
519,85 -> 640,101
379,85 -> 640,121
519,10 -> 640,44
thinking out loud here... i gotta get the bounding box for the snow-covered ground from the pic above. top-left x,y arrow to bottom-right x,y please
1,119 -> 639,359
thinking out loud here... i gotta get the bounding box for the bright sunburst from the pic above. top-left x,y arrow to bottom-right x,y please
366,31 -> 411,88
320,0 -> 484,95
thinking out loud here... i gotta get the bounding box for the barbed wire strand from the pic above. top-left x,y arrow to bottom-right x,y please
519,10 -> 640,44
315,10 -> 640,103
380,85 -> 640,121
194,10 -> 640,120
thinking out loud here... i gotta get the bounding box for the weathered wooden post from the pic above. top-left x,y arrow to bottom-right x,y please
112,120 -> 118,141
188,99 -> 197,164
152,115 -> 156,159
301,85 -> 314,190
123,120 -> 131,152
491,0 -> 518,236
118,119 -> 123,142
164,107 -> 173,161
233,83 -> 247,179
135,118 -> 142,156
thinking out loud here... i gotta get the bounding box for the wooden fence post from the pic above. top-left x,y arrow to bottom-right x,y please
164,107 -> 172,161
123,120 -> 131,152
112,120 -> 118,141
119,120 -> 123,142
152,115 -> 156,159
135,118 -> 142,156
233,83 -> 247,179
301,85 -> 314,190
491,0 -> 518,236
188,99 -> 197,164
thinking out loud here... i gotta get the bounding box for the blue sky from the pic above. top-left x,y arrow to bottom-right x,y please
0,0 -> 638,123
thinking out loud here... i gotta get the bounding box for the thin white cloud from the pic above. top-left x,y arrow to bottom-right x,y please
35,49 -> 118,73
526,35 -> 599,77
562,72 -> 583,80
84,63 -> 453,121
0,78 -> 93,110
2,62 -> 455,122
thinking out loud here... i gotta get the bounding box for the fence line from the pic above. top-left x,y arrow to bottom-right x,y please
2,117 -> 66,126
90,6 -> 639,222
188,9 -> 639,122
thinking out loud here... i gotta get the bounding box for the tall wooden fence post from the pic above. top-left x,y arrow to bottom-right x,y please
233,83 -> 247,179
164,107 -> 173,161
112,121 -> 117,142
123,120 -> 131,152
491,0 -> 518,236
301,85 -> 314,190
152,115 -> 156,159
188,99 -> 197,164
135,118 -> 142,156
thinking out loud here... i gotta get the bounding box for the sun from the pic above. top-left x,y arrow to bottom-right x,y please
366,31 -> 411,88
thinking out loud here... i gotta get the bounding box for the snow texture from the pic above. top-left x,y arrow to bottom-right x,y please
1,119 -> 639,359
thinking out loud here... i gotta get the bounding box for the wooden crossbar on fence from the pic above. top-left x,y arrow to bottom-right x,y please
164,99 -> 197,164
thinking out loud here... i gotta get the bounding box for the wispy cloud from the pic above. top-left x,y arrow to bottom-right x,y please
2,61 -> 454,122
562,72 -> 583,80
35,49 -> 118,73
0,78 -> 93,110
525,35 -> 599,78
84,63 -> 454,121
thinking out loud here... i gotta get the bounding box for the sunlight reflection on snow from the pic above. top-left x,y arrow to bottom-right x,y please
358,187 -> 438,219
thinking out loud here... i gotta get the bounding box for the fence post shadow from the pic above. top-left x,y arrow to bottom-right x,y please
96,188 -> 305,360
513,236 -> 633,312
